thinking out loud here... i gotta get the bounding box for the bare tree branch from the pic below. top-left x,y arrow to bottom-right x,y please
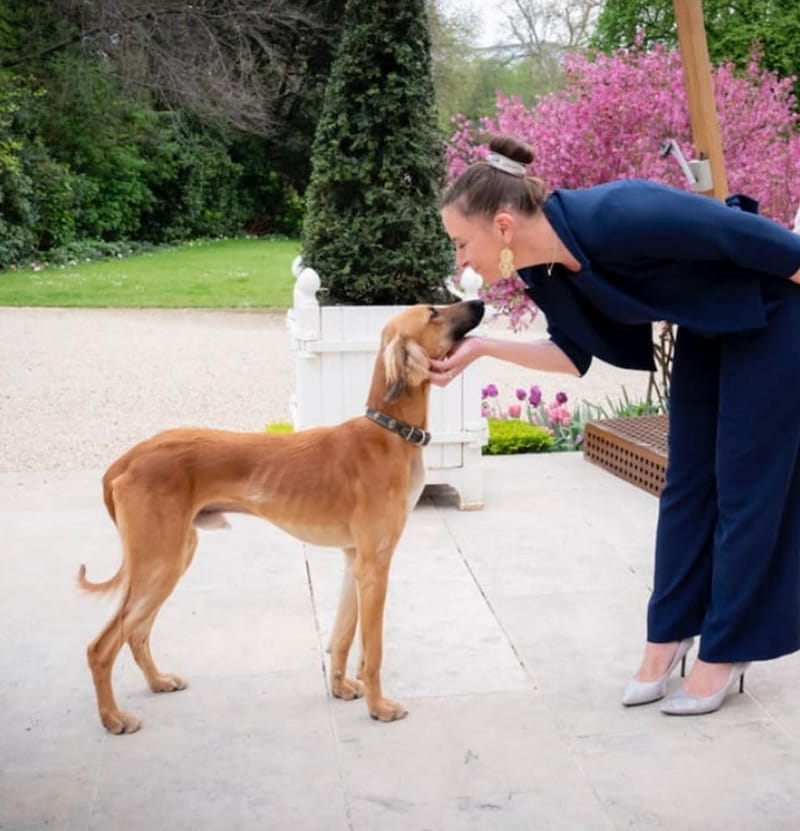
503,0 -> 603,88
5,0 -> 333,136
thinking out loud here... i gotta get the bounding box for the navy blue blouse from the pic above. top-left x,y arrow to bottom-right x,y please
518,179 -> 800,375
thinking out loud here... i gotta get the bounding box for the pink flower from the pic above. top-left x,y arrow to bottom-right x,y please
508,404 -> 522,418
548,405 -> 572,427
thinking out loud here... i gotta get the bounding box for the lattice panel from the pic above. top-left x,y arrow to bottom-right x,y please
583,415 -> 669,496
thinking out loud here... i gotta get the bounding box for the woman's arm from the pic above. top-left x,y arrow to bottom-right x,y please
792,266 -> 800,285
429,336 -> 581,386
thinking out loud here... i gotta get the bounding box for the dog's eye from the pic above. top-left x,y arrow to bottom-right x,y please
428,307 -> 439,320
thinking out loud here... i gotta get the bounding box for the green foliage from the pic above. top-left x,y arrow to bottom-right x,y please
137,117 -> 250,243
585,387 -> 666,419
230,136 -> 305,237
302,0 -> 454,305
483,418 -> 554,455
592,0 -> 800,100
0,74 -> 40,265
264,422 -> 294,434
0,4 -> 319,266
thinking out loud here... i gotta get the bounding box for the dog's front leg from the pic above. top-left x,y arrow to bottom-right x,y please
328,548 -> 365,701
353,543 -> 407,722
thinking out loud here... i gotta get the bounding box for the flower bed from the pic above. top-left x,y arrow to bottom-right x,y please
481,384 -> 587,454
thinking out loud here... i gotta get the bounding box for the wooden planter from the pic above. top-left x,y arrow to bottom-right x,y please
583,414 -> 669,496
286,259 -> 488,509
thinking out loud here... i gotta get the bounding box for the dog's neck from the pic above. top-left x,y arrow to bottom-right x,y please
365,361 -> 430,433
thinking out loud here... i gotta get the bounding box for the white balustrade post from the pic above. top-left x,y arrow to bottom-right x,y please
286,258 -> 323,429
456,267 -> 488,508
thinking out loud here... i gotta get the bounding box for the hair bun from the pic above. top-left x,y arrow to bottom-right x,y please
489,135 -> 534,167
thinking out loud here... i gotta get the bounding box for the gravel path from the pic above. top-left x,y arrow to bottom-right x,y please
0,307 -> 651,473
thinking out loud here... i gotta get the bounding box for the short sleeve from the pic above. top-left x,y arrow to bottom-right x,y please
548,325 -> 592,376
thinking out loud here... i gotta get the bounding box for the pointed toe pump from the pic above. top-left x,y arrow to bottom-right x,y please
621,638 -> 695,707
660,662 -> 750,716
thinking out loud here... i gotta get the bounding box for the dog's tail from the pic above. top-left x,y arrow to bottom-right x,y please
76,465 -> 128,594
77,563 -> 126,595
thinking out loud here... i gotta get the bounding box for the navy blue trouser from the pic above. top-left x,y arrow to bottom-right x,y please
647,281 -> 800,661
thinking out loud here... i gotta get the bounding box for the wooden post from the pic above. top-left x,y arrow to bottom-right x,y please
673,0 -> 728,200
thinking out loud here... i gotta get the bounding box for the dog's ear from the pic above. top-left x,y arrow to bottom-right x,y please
383,332 -> 407,402
383,333 -> 430,403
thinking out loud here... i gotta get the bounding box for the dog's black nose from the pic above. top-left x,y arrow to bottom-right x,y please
467,299 -> 485,321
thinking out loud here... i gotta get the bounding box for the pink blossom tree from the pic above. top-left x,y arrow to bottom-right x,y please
447,43 -> 800,328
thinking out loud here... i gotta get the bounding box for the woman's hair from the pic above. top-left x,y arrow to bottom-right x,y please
441,135 -> 547,219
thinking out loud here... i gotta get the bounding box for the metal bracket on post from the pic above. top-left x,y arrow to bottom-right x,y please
660,139 -> 713,193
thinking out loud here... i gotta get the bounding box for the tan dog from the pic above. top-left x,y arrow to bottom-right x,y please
79,300 -> 485,734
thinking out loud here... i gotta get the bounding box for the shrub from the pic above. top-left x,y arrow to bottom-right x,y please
264,422 -> 294,434
302,0 -> 454,305
483,418 -> 554,455
0,77 -> 38,266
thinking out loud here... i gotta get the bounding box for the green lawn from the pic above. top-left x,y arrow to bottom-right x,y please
0,238 -> 300,308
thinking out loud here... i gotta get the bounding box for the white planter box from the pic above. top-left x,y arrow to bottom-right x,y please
287,258 -> 487,509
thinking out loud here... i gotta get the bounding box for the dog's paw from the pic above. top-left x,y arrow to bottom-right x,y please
369,697 -> 408,722
149,673 -> 187,693
331,675 -> 365,701
102,709 -> 142,735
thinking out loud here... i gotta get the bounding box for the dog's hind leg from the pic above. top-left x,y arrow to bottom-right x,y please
328,548 -> 365,701
87,505 -> 190,734
126,528 -> 198,694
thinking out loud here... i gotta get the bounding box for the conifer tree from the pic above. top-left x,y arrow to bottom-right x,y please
302,0 -> 453,305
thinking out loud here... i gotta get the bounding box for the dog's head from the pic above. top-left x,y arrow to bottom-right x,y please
381,300 -> 484,403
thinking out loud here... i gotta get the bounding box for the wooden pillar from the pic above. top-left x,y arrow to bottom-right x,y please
673,0 -> 728,200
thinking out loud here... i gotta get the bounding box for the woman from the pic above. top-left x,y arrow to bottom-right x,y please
433,134 -> 800,715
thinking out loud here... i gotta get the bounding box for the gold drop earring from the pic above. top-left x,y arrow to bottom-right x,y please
499,246 -> 515,279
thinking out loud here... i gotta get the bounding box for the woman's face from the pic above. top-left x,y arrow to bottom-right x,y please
441,205 -> 504,284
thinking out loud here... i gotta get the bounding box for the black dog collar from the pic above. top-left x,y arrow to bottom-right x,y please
365,408 -> 431,446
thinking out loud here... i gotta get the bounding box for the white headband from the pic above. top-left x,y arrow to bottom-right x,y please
485,151 -> 527,178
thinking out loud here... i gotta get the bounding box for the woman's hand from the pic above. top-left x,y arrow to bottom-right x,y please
429,337 -> 484,386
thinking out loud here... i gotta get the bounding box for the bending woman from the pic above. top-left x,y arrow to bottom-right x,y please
433,134 -> 800,716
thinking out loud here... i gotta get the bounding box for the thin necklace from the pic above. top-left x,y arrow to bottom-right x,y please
546,238 -> 558,277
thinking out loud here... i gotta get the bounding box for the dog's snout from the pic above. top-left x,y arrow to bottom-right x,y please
450,299 -> 484,341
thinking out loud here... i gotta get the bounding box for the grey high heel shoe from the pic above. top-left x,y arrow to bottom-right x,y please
621,638 -> 695,706
660,662 -> 750,716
